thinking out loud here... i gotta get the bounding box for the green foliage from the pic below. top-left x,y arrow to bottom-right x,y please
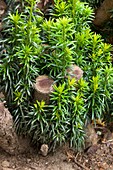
41,17 -> 74,77
0,0 -> 43,125
26,78 -> 86,150
53,0 -> 94,30
80,0 -> 113,45
0,0 -> 113,151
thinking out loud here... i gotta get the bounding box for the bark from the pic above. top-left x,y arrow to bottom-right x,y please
0,102 -> 31,155
0,0 -> 7,31
34,75 -> 54,104
0,0 -> 7,19
36,0 -> 54,11
93,0 -> 113,27
66,64 -> 83,81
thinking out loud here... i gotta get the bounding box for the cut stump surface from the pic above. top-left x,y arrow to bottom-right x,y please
34,75 -> 54,104
66,64 -> 83,81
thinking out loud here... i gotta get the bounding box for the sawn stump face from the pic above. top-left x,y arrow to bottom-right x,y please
34,75 -> 54,104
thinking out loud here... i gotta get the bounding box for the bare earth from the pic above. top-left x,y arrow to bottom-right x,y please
1,141 -> 113,170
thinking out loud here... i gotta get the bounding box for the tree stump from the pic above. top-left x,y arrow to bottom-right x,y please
34,75 -> 54,104
0,102 -> 31,155
93,0 -> 113,27
66,64 -> 83,81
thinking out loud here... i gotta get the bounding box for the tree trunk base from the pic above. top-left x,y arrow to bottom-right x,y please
0,102 -> 32,155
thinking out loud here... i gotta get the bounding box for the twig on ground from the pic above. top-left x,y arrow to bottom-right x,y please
73,158 -> 89,170
102,139 -> 113,144
66,151 -> 89,170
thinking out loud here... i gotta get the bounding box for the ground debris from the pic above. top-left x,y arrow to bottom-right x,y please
66,150 -> 89,170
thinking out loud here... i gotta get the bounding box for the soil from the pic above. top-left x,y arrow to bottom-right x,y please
1,141 -> 113,170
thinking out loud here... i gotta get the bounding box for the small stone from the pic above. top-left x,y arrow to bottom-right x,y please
40,144 -> 49,156
12,165 -> 16,169
45,162 -> 49,165
27,158 -> 31,163
2,160 -> 10,168
85,159 -> 88,163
